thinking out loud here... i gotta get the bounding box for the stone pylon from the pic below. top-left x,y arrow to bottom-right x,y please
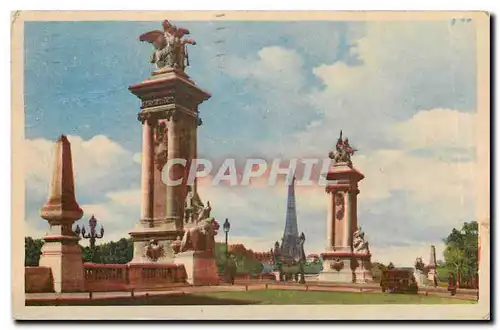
318,133 -> 372,284
38,135 -> 85,292
427,245 -> 438,286
128,68 -> 211,264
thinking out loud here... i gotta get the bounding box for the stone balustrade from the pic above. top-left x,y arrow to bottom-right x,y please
84,263 -> 129,292
128,263 -> 188,290
26,264 -> 189,293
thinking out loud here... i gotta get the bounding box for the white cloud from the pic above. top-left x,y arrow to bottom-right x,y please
313,62 -> 365,94
24,135 -> 140,201
390,108 -> 476,151
226,46 -> 304,91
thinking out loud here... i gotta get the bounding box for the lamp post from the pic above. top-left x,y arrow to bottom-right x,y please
223,218 -> 231,282
298,232 -> 306,284
75,214 -> 104,251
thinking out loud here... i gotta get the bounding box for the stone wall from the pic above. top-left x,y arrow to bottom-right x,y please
25,267 -> 55,293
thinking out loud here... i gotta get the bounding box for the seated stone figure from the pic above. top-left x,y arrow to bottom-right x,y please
179,217 -> 220,253
353,227 -> 370,254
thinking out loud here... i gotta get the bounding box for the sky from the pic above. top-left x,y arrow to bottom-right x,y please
23,19 -> 477,266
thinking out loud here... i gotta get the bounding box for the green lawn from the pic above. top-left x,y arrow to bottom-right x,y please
195,290 -> 475,305
26,289 -> 476,306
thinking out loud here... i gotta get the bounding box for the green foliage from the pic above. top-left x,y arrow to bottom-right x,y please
436,264 -> 450,283
25,236 -> 134,265
214,242 -> 263,275
443,221 -> 478,282
25,237 -> 44,266
82,238 -> 134,264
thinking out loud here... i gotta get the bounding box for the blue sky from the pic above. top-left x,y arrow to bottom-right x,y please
24,19 -> 477,265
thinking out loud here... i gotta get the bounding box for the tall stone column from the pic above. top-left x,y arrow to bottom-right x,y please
128,69 -> 211,265
140,117 -> 155,221
343,190 -> 352,250
319,157 -> 368,283
191,119 -> 199,194
326,192 -> 334,251
165,114 -> 187,230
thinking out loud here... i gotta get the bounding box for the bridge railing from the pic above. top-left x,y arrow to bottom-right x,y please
83,263 -> 187,292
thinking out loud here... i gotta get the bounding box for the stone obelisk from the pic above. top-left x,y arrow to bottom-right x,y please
39,135 -> 85,292
318,131 -> 373,283
427,245 -> 438,286
128,20 -> 211,264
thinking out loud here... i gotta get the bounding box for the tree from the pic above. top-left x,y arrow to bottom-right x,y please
443,221 -> 478,285
82,238 -> 134,264
214,242 -> 263,275
25,237 -> 44,266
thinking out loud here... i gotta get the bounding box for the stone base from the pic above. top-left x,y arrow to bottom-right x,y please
427,268 -> 438,287
128,223 -> 181,264
318,254 -> 355,283
174,251 -> 219,286
39,237 -> 85,293
414,270 -> 427,288
318,251 -> 373,284
318,268 -> 354,283
354,258 -> 373,283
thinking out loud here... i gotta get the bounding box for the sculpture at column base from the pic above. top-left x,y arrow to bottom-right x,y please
173,217 -> 220,286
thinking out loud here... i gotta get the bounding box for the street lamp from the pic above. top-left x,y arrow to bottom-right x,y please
223,218 -> 231,282
223,218 -> 230,256
75,214 -> 104,251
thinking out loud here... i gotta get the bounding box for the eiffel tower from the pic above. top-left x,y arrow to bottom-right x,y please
280,176 -> 301,260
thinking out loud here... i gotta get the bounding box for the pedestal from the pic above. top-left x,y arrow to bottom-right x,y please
318,252 -> 355,283
318,252 -> 373,284
38,228 -> 85,292
427,267 -> 438,286
414,270 -> 427,288
174,251 -> 219,286
353,255 -> 373,284
128,227 -> 179,264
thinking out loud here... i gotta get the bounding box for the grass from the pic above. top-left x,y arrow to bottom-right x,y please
27,289 -> 475,306
197,290 -> 475,305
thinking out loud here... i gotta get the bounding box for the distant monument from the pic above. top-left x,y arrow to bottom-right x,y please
427,245 -> 438,285
413,246 -> 438,288
280,176 -> 303,261
38,135 -> 85,292
318,131 -> 373,283
129,20 -> 217,285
